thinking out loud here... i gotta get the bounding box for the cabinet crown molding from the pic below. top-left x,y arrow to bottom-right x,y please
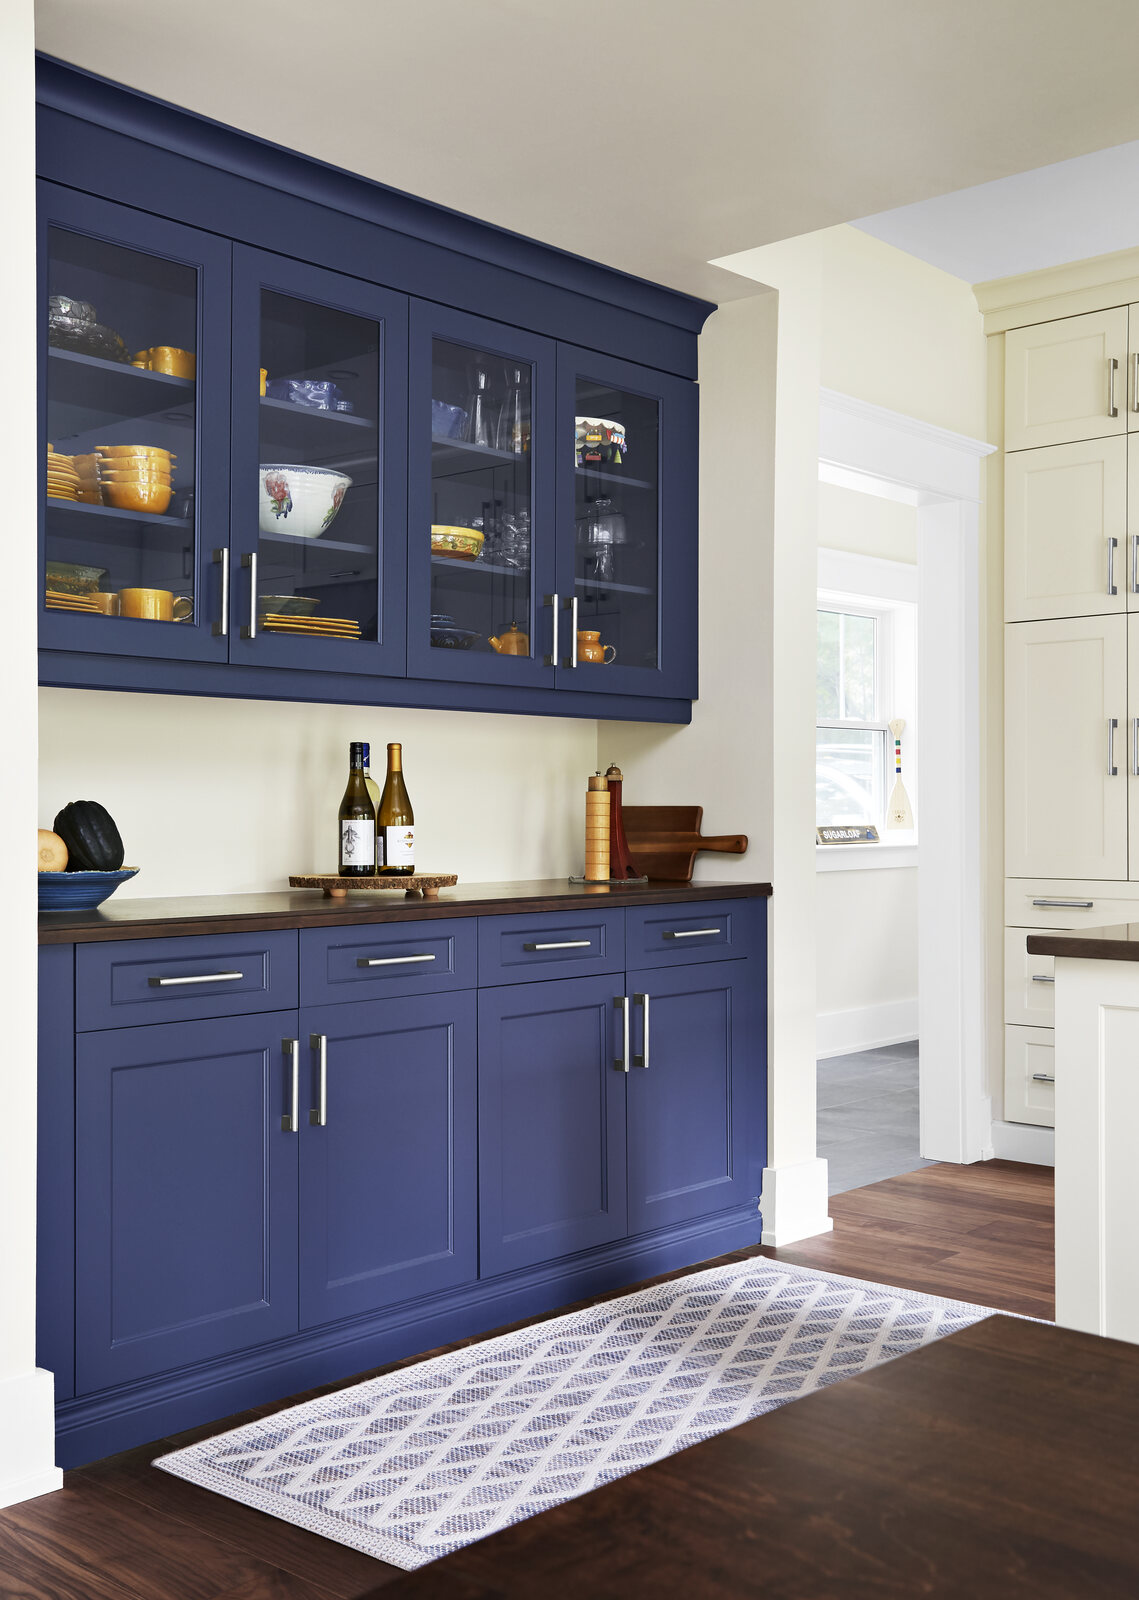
977,246 -> 1139,335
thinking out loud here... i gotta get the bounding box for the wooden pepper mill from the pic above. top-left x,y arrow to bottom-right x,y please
605,763 -> 642,880
585,773 -> 611,882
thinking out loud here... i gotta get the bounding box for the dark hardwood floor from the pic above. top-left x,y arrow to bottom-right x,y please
0,1160 -> 1054,1600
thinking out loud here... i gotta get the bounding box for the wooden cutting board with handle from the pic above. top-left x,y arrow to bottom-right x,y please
621,806 -> 748,883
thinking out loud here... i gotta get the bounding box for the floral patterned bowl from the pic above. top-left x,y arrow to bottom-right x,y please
259,464 -> 353,539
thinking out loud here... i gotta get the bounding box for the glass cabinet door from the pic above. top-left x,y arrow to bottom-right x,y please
407,303 -> 556,687
38,184 -> 231,661
229,247 -> 407,675
555,346 -> 698,701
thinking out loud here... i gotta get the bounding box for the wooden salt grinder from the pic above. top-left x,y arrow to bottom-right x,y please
585,773 -> 611,882
605,763 -> 641,880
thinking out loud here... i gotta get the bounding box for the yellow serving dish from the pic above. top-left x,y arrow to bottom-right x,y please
430,524 -> 484,561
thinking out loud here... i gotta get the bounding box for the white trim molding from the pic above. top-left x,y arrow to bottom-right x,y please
989,1120 -> 1055,1167
817,999 -> 919,1059
818,389 -> 996,1166
759,1159 -> 834,1247
0,1369 -> 63,1510
816,843 -> 918,872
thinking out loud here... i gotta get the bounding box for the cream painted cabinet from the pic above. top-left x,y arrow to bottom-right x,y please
1004,927 -> 1056,1027
1004,437 -> 1127,621
1005,614 -> 1128,880
1004,1025 -> 1055,1128
1128,615 -> 1139,880
1005,309 -> 1127,452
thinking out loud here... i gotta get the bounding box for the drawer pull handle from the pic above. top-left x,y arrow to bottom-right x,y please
1109,355 -> 1119,418
282,1038 -> 299,1133
523,940 -> 592,952
1031,899 -> 1093,909
1031,974 -> 1055,984
634,992 -> 650,1069
1109,535 -> 1119,596
663,928 -> 722,940
356,953 -> 436,967
614,994 -> 630,1072
148,970 -> 244,987
309,1033 -> 327,1127
1032,1072 -> 1056,1083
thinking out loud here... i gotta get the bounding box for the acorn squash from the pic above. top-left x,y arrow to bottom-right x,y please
53,800 -> 125,872
38,829 -> 68,872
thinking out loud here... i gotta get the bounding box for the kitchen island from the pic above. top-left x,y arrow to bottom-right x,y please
1027,922 -> 1139,1344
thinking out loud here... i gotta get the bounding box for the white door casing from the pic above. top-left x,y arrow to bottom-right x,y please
1004,308 -> 1127,452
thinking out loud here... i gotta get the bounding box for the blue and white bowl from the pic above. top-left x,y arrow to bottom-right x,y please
38,868 -> 138,911
259,464 -> 353,539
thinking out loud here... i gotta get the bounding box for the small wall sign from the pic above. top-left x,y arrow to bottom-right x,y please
817,825 -> 880,845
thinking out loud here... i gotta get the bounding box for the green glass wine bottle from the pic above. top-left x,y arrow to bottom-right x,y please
378,742 -> 415,875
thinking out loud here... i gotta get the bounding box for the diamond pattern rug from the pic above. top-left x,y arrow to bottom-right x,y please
155,1257 -> 995,1570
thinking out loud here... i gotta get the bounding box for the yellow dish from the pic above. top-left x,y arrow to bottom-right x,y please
95,444 -> 175,459
101,481 -> 173,514
430,524 -> 484,561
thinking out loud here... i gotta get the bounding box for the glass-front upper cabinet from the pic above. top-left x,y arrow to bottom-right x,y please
555,346 -> 698,701
228,247 -> 408,675
407,303 -> 556,687
38,185 -> 231,661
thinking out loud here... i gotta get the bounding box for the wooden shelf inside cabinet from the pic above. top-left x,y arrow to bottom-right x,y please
575,577 -> 654,597
574,465 -> 655,492
43,498 -> 193,549
47,347 -> 195,429
431,436 -> 528,479
430,555 -> 530,581
258,396 -> 375,456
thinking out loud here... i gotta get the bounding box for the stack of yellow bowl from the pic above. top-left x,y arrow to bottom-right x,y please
95,445 -> 175,514
71,454 -> 104,505
46,447 -> 80,501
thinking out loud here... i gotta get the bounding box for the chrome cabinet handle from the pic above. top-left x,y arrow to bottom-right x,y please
663,927 -> 722,940
241,551 -> 258,639
1132,717 -> 1139,778
282,1038 -> 299,1132
1108,536 -> 1119,596
356,953 -> 436,967
1032,898 -> 1093,908
212,547 -> 229,637
309,1033 -> 327,1127
1031,974 -> 1056,984
614,995 -> 630,1072
523,939 -> 591,951
633,992 -> 650,1069
1109,717 -> 1119,776
1133,353 -> 1139,413
564,594 -> 579,667
543,592 -> 559,666
148,970 -> 243,987
1032,1072 -> 1056,1083
1131,535 -> 1139,595
1109,356 -> 1119,417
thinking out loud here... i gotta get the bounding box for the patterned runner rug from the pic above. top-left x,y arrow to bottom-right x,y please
155,1257 -> 995,1570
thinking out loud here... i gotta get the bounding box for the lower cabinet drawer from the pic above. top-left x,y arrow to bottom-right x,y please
626,897 -> 762,969
300,919 -> 476,1005
1004,1024 -> 1055,1128
76,931 -> 299,1031
1005,927 -> 1056,1027
477,909 -> 624,986
1005,878 -> 1139,931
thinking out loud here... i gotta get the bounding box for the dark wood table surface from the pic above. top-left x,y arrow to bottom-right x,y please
1028,920 -> 1139,961
37,878 -> 773,944
373,1315 -> 1139,1598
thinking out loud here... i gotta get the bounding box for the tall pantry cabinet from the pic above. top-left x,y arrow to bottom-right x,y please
998,281 -> 1139,1129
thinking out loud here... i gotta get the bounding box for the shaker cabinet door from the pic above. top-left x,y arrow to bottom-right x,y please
1005,309 -> 1128,452
625,960 -> 762,1235
478,975 -> 627,1276
1004,437 -> 1127,622
75,1012 -> 300,1393
298,993 -> 477,1328
1005,614 -> 1128,880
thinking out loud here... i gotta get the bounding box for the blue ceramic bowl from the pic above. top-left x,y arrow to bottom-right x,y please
431,400 -> 468,439
38,868 -> 138,911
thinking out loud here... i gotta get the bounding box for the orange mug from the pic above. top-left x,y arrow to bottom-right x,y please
119,588 -> 193,622
89,591 -> 120,615
132,346 -> 196,379
577,629 -> 616,665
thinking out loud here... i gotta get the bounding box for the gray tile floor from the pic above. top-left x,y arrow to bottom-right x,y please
818,1039 -> 935,1196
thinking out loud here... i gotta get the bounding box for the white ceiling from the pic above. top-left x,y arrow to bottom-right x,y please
34,0 -> 1139,300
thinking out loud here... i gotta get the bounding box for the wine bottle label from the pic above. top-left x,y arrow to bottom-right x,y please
340,819 -> 375,868
383,825 -> 415,868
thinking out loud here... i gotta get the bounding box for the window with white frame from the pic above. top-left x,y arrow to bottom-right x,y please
816,552 -> 917,840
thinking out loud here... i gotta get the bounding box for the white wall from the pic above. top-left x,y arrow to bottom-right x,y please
816,482 -> 919,1053
1,0 -> 63,1509
39,691 -> 595,895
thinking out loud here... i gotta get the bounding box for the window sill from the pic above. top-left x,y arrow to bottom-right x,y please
816,842 -> 918,873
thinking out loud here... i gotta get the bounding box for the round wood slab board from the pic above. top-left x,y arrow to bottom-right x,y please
289,872 -> 458,900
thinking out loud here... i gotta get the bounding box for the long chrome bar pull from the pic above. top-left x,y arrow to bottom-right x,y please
309,1033 -> 327,1127
633,992 -> 650,1069
282,1039 -> 299,1132
614,995 -> 630,1072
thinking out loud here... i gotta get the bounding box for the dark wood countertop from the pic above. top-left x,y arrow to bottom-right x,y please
38,878 -> 773,945
1027,922 -> 1139,961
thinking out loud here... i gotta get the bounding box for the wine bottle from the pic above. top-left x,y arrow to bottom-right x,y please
338,741 -> 376,876
378,742 -> 415,875
361,744 -> 381,853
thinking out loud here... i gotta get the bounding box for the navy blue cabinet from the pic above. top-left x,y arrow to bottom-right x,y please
75,1011 -> 300,1392
626,960 -> 763,1235
478,975 -> 628,1277
299,994 -> 477,1328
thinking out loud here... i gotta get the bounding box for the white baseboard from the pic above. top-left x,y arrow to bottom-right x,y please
989,1119 -> 1055,1167
816,998 -> 919,1059
0,1368 -> 62,1510
759,1158 -> 834,1246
